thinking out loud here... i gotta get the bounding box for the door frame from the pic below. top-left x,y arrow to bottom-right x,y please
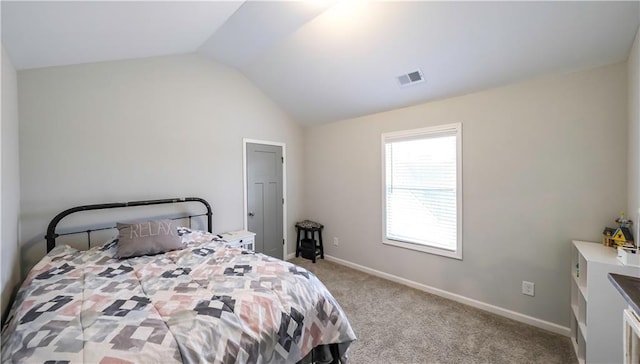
242,138 -> 287,260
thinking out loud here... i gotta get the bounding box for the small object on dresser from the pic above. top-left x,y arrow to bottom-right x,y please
603,211 -> 635,248
603,227 -> 616,247
617,246 -> 640,267
616,211 -> 633,228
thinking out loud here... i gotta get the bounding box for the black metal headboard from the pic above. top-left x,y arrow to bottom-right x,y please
45,197 -> 212,252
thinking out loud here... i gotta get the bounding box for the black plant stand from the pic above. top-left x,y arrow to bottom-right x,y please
295,220 -> 324,263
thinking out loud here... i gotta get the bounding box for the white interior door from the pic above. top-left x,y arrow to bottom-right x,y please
244,141 -> 284,259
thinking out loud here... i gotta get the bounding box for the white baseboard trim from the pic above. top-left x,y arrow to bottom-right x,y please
286,252 -> 296,260
323,254 -> 571,337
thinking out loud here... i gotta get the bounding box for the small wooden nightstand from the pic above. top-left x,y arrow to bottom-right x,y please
219,230 -> 255,251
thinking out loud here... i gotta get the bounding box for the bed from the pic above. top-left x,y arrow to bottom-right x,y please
1,197 -> 356,363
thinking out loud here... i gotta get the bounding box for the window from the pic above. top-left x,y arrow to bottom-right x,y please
382,123 -> 462,259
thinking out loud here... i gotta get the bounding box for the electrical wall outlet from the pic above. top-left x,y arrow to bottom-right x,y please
333,237 -> 339,246
522,281 -> 535,296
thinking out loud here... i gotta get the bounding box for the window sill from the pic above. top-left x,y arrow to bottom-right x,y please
383,239 -> 462,260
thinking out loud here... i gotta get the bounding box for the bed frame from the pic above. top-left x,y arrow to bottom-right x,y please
9,197 -> 353,363
45,197 -> 212,253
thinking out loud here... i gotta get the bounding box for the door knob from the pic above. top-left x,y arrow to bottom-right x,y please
248,212 -> 255,217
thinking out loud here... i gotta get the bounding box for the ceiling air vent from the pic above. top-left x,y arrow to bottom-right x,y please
397,69 -> 425,87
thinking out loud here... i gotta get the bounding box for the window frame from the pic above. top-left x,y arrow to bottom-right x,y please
381,122 -> 463,260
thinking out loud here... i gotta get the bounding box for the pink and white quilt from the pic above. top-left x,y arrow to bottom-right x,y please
1,229 -> 356,363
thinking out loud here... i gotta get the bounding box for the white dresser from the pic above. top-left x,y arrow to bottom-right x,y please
570,240 -> 640,364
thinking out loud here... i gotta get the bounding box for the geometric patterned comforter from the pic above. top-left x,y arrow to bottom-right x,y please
1,229 -> 356,363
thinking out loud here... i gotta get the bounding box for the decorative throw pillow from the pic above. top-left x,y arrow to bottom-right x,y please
115,219 -> 183,259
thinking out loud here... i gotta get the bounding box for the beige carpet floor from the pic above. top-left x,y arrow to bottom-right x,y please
289,257 -> 577,364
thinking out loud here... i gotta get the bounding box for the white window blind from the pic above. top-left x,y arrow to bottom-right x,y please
383,123 -> 461,258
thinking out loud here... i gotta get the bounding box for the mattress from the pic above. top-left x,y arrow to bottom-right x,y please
1,229 -> 356,363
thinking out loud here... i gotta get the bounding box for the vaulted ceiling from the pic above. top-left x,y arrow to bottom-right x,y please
3,1 -> 639,125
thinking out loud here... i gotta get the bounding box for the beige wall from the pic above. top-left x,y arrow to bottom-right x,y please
11,36 -> 636,330
18,54 -> 304,273
1,46 -> 21,317
303,63 -> 628,327
629,26 -> 640,235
